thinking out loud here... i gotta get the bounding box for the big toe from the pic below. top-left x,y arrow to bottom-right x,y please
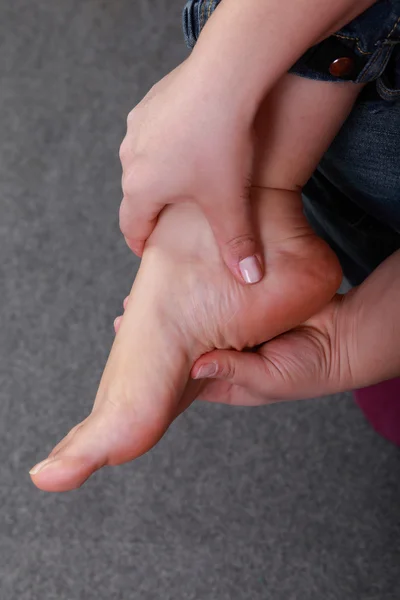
29,403 -> 171,492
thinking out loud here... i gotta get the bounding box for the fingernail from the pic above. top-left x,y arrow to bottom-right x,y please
29,458 -> 56,476
194,363 -> 218,379
239,256 -> 262,284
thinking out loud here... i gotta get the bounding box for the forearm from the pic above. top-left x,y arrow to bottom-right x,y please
252,74 -> 363,191
190,0 -> 375,116
340,250 -> 400,388
257,76 -> 400,389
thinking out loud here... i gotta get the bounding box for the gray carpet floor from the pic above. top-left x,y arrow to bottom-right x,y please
1,1 -> 400,599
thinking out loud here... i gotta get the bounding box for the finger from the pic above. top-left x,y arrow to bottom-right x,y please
114,316 -> 122,333
202,191 -> 264,285
123,296 -> 129,310
119,196 -> 161,256
191,327 -> 330,402
197,378 -> 270,406
192,350 -> 270,393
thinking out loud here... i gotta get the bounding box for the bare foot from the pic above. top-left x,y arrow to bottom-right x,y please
30,189 -> 341,491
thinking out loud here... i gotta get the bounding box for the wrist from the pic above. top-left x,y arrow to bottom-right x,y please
337,272 -> 400,389
188,0 -> 377,117
185,51 -> 258,123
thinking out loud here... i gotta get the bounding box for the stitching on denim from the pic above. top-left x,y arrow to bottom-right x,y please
379,87 -> 400,96
333,33 -> 372,55
377,78 -> 400,96
385,15 -> 400,40
332,13 -> 400,55
358,46 -> 384,81
200,0 -> 207,29
207,0 -> 214,20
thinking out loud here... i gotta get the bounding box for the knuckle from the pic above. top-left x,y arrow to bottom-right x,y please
118,207 -> 128,233
219,359 -> 236,381
119,140 -> 129,163
225,234 -> 256,257
119,201 -> 133,231
121,169 -> 135,196
122,169 -> 146,198
126,108 -> 136,127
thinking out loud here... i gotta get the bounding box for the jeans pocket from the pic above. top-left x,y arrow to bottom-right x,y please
376,44 -> 400,100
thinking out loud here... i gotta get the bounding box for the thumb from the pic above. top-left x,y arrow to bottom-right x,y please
192,327 -> 334,403
192,350 -> 269,392
119,196 -> 160,257
203,192 -> 264,285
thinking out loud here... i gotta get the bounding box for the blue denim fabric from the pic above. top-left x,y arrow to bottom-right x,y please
183,0 -> 400,97
182,0 -> 400,285
182,0 -> 221,48
303,89 -> 400,286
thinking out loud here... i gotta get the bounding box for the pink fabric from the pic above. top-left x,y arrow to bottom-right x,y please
354,378 -> 400,446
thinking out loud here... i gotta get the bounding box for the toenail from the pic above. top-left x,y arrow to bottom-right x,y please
29,457 -> 57,476
239,256 -> 262,284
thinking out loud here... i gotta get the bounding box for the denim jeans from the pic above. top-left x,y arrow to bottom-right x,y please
183,0 -> 400,285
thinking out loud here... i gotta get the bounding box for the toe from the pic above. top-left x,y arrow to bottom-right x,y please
29,400 -> 172,492
47,420 -> 86,458
29,455 -> 95,493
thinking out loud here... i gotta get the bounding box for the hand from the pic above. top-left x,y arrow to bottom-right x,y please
29,191 -> 341,492
119,58 -> 263,285
191,294 -> 355,405
193,245 -> 400,405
